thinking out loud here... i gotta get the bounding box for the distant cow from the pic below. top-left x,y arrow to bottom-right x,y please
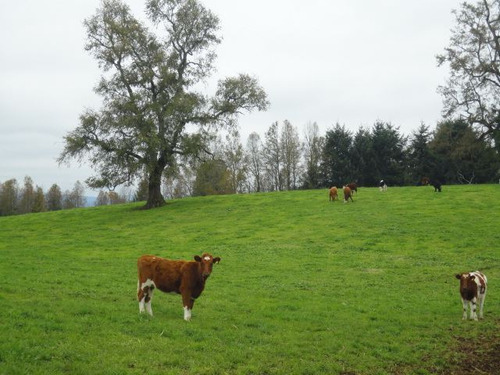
431,180 -> 442,192
343,186 -> 353,203
455,271 -> 487,320
421,177 -> 442,192
137,253 -> 221,320
329,186 -> 338,201
346,183 -> 358,194
379,180 -> 387,192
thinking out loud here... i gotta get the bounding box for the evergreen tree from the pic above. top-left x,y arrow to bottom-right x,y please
321,123 -> 352,187
350,127 -> 375,186
371,122 -> 407,185
408,124 -> 434,184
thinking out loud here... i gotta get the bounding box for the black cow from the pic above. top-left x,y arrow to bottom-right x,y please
431,180 -> 442,192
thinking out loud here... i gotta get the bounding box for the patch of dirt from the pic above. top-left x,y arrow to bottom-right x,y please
442,319 -> 500,375
342,320 -> 500,374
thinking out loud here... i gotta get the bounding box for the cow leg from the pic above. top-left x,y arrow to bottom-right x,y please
478,292 -> 486,319
181,291 -> 195,321
137,280 -> 146,313
470,297 -> 478,321
461,299 -> 468,320
183,306 -> 192,321
145,287 -> 154,316
138,279 -> 156,316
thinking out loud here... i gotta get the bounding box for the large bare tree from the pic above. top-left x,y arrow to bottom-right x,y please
246,132 -> 264,192
302,122 -> 324,189
263,122 -> 283,191
437,0 -> 500,148
59,0 -> 268,208
280,120 -> 301,190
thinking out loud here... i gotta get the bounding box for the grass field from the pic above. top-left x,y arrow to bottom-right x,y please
0,185 -> 499,374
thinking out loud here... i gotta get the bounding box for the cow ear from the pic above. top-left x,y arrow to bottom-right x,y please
455,274 -> 461,279
194,255 -> 202,262
469,275 -> 475,280
213,257 -> 221,264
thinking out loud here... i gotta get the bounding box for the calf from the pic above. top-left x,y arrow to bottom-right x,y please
431,180 -> 442,192
455,271 -> 487,320
347,183 -> 357,194
422,177 -> 442,192
137,253 -> 221,320
329,186 -> 338,201
379,179 -> 387,192
343,186 -> 353,203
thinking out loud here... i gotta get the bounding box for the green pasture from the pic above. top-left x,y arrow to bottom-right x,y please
0,185 -> 499,374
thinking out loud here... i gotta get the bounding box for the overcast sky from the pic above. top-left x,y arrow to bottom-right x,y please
0,0 -> 462,193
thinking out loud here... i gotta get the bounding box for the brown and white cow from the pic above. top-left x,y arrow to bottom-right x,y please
343,186 -> 353,203
455,271 -> 487,320
137,253 -> 221,320
329,186 -> 338,201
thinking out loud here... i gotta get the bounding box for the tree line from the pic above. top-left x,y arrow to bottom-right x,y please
0,178 -> 132,217
157,118 -> 500,198
2,116 -> 499,216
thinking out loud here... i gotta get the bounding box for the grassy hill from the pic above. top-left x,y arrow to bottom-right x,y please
1,185 -> 499,374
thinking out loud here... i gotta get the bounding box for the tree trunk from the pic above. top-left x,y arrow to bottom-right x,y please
144,166 -> 166,209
